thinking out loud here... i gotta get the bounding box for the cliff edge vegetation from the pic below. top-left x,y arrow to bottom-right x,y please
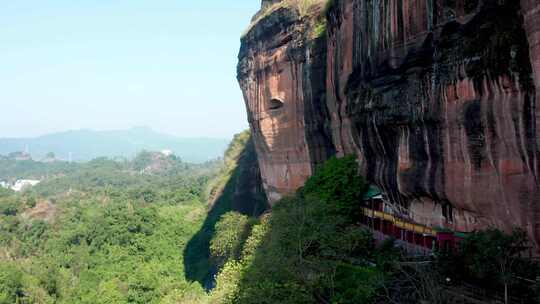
183,130 -> 268,289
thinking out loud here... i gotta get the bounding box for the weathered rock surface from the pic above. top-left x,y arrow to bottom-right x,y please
239,0 -> 540,249
238,4 -> 335,202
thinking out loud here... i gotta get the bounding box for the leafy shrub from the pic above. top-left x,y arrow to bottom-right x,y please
436,228 -> 540,301
210,212 -> 253,263
0,262 -> 24,304
301,155 -> 367,218
0,198 -> 19,216
332,264 -> 384,304
210,261 -> 245,304
312,19 -> 327,38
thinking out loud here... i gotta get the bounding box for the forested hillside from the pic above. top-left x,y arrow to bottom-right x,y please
0,146 -> 223,303
0,130 -> 272,304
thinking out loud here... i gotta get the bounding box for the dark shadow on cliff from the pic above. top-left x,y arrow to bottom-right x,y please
183,133 -> 268,288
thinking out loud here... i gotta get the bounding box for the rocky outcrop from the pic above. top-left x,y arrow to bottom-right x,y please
238,3 -> 335,202
238,0 -> 540,249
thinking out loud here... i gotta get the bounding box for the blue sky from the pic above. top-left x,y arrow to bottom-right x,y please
0,0 -> 259,139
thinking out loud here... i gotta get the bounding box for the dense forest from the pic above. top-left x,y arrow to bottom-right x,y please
0,142 -> 224,303
2,133 -> 540,304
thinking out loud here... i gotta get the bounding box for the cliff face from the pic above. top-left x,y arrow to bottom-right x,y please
238,4 -> 335,202
238,0 -> 540,248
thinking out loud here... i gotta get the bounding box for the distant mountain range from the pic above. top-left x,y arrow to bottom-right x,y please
0,127 -> 229,163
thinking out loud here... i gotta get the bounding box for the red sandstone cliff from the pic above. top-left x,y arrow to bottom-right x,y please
238,0 -> 540,249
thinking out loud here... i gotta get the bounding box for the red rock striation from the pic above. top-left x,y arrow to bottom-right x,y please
238,3 -> 335,202
238,0 -> 540,249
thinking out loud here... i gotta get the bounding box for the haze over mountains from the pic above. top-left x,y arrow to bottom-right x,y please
0,127 -> 228,163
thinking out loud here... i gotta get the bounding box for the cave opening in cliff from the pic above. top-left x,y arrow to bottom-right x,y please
268,98 -> 284,110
